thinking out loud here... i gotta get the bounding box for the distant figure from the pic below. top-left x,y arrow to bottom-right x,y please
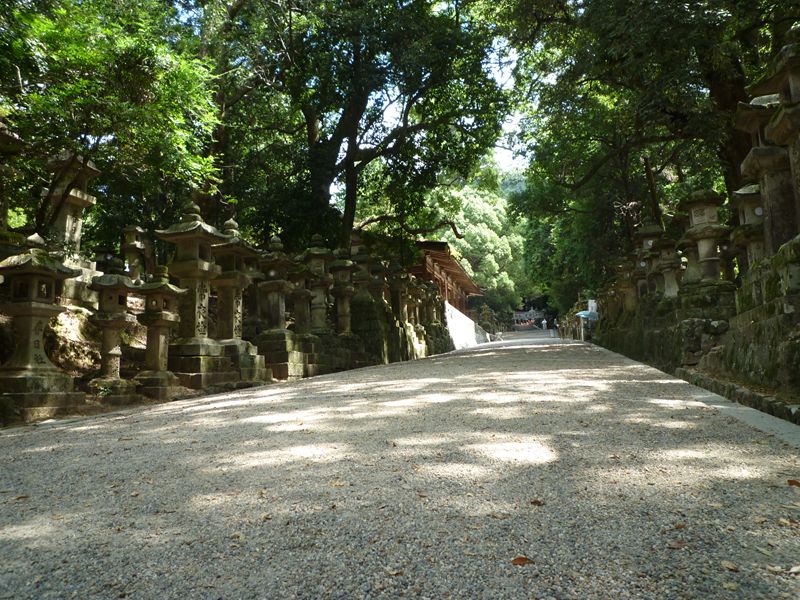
551,318 -> 558,338
541,318 -> 548,331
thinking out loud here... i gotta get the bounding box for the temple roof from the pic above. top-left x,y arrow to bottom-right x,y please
412,240 -> 482,296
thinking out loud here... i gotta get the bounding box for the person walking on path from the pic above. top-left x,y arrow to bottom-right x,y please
541,318 -> 547,331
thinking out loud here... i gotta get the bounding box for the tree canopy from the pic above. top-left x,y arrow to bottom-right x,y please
1,0 -> 798,317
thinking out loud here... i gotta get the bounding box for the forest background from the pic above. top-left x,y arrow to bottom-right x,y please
1,0 -> 796,327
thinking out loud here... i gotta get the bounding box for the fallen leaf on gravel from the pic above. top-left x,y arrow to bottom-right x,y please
767,566 -> 783,574
261,513 -> 272,521
328,479 -> 347,487
778,518 -> 792,526
384,568 -> 403,576
117,437 -> 133,441
722,582 -> 738,591
130,492 -> 139,497
511,556 -> 535,566
667,540 -> 687,549
13,495 -> 29,501
721,560 -> 739,572
609,454 -> 621,459
674,523 -> 686,530
530,499 -> 545,506
756,547 -> 773,557
789,565 -> 800,575
788,480 -> 800,487
417,491 -> 428,498
230,532 -> 244,540
754,517 -> 768,524
709,503 -> 724,509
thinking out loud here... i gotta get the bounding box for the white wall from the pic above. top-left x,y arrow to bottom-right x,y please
444,301 -> 491,350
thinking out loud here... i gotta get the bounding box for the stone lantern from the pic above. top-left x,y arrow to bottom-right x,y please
329,248 -> 357,335
87,260 -> 139,404
304,234 -> 333,333
735,95 -> 796,254
155,203 -> 238,389
730,184 -> 766,268
760,39 -> 800,233
122,226 -> 148,283
211,219 -> 270,384
258,235 -> 295,331
677,190 -> 729,282
134,266 -> 186,400
0,240 -> 84,422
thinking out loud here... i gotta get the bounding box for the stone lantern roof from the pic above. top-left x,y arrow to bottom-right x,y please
155,203 -> 230,244
734,95 -> 781,133
0,247 -> 79,281
748,41 -> 800,98
212,219 -> 260,259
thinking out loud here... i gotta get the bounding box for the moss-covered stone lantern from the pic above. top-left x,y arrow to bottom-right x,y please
87,260 -> 139,404
134,266 -> 186,400
0,240 -> 85,422
155,203 -> 238,389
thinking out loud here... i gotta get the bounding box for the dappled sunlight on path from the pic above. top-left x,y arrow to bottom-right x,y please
0,331 -> 798,599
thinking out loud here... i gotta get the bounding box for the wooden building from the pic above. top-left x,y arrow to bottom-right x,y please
411,241 -> 482,313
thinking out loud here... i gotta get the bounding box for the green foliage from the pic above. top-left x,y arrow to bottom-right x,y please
440,179 -> 535,313
493,0 -> 798,311
0,0 -> 218,245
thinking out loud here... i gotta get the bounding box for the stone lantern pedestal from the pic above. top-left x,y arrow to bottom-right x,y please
134,267 -> 186,400
652,238 -> 681,300
0,243 -> 85,423
156,204 -> 239,389
212,220 -> 271,385
87,266 -> 139,405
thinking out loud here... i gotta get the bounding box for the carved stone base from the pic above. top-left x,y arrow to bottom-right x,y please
88,377 -> 140,406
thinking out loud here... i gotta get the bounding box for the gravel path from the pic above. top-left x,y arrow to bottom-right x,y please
1,332 -> 799,599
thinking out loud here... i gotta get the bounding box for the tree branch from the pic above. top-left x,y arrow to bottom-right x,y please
355,214 -> 465,239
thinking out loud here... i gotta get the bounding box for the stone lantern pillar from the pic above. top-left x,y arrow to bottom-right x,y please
258,235 -> 295,331
613,261 -> 638,312
634,221 -> 664,295
304,234 -> 333,333
122,226 -> 147,283
329,248 -> 357,335
730,184 -> 766,268
134,266 -> 186,400
367,256 -> 391,306
44,153 -> 100,255
155,203 -> 238,389
87,261 -> 139,404
0,240 -> 85,422
288,262 -> 313,335
652,238 -> 681,299
389,263 -> 410,323
211,219 -> 270,384
735,95 -> 796,255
